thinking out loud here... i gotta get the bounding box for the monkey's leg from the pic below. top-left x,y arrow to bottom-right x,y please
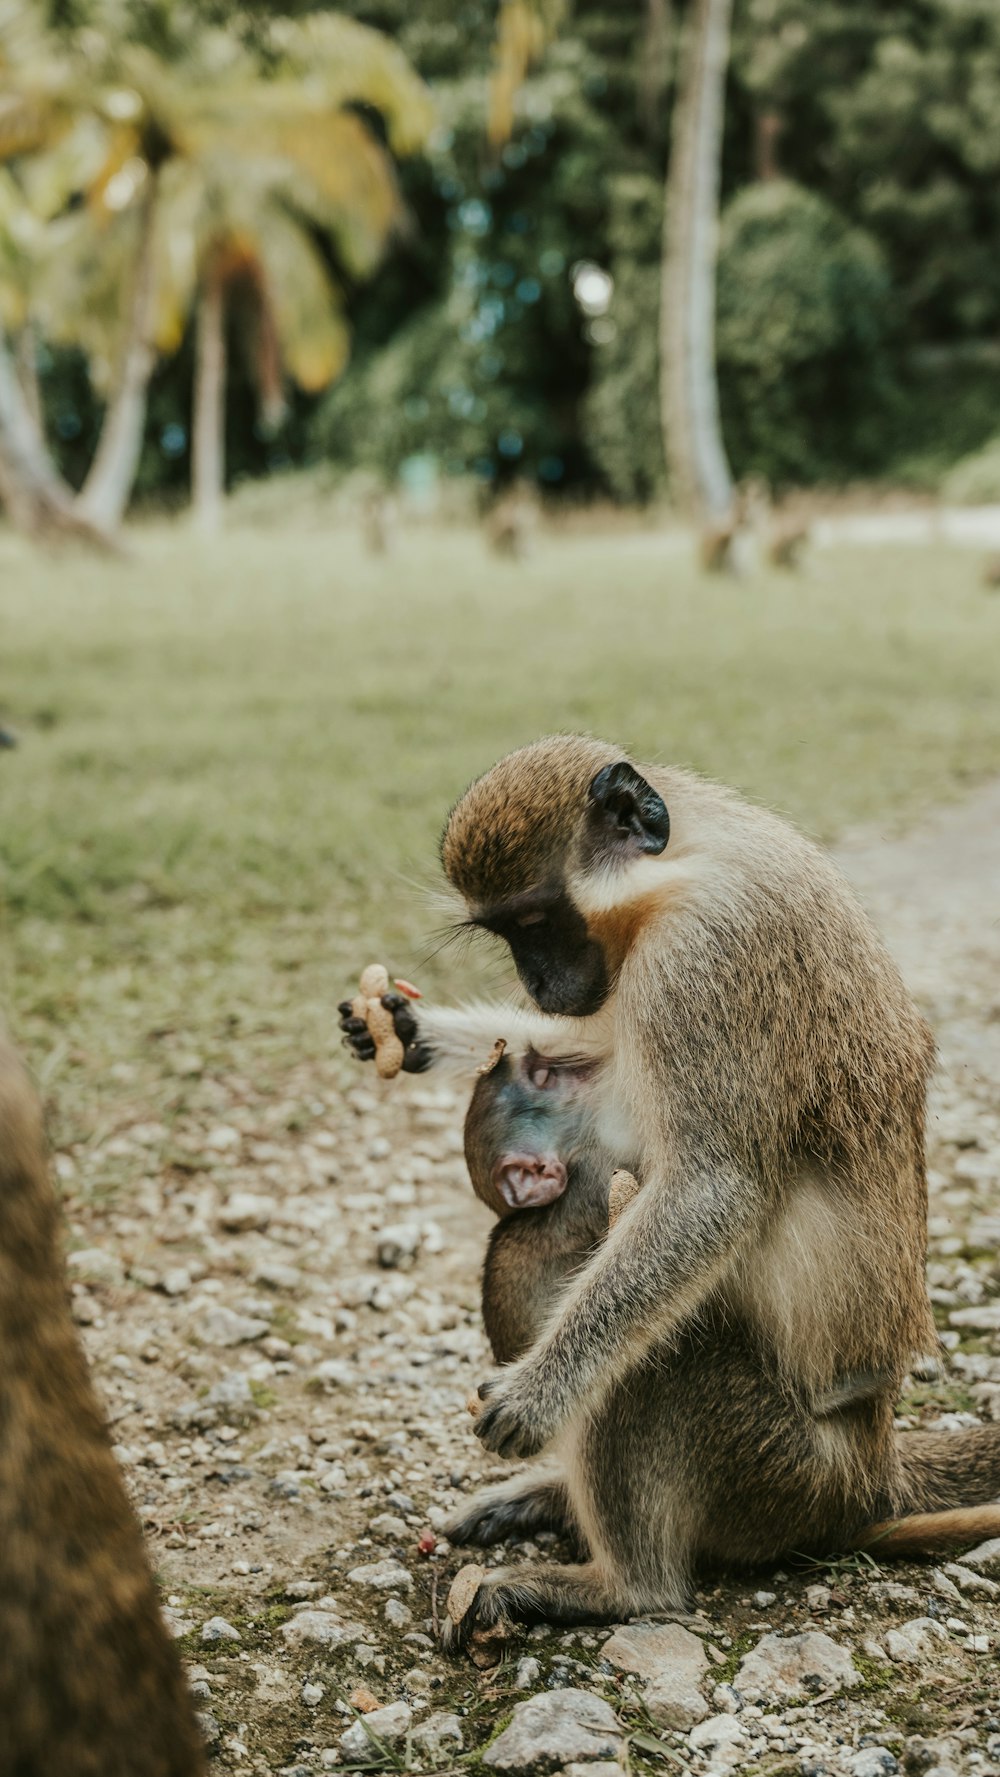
441,1561 -> 624,1655
445,1465 -> 586,1553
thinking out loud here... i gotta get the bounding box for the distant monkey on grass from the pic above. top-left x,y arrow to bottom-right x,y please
340,736 -> 1000,1645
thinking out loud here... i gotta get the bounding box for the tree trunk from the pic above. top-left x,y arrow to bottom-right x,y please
638,0 -> 674,142
77,172 -> 160,533
0,328 -> 113,548
16,322 -> 43,434
192,261 -> 226,535
660,0 -> 735,528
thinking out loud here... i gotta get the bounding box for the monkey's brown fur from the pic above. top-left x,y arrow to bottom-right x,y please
348,735 -> 1000,1645
457,1046 -> 1000,1622
0,1036 -> 205,1776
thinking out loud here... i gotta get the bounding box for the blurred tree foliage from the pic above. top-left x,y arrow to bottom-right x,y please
28,0 -> 1000,501
313,0 -> 1000,498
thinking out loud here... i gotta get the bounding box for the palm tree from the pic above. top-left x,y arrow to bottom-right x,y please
0,6 -> 432,539
172,14 -> 434,531
660,0 -> 736,537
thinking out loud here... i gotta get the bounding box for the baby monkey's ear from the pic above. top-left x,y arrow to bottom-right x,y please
588,762 -> 670,856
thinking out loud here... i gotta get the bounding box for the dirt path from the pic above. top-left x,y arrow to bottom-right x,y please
63,787 -> 1000,1775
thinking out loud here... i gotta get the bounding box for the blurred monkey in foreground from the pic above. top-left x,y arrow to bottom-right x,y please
0,1035 -> 204,1775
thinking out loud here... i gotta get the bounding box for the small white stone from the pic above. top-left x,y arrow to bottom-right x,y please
347,1558 -> 413,1594
195,1305 -> 268,1347
688,1714 -> 748,1765
339,1701 -> 412,1764
515,1656 -> 542,1689
67,1247 -> 125,1288
736,1630 -> 859,1702
217,1191 -> 274,1232
603,1620 -> 709,1729
956,1537 -> 1000,1576
201,1616 -> 240,1643
884,1617 -> 951,1663
302,1682 -> 325,1706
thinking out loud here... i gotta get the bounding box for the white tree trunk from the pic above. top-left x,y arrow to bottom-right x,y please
192,266 -> 226,535
660,0 -> 735,525
77,174 -> 160,533
0,327 -> 111,546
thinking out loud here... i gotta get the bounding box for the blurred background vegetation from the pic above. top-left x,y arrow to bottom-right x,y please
4,0 -> 1000,534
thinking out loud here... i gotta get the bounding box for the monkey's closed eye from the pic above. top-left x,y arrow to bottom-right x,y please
516,910 -> 546,928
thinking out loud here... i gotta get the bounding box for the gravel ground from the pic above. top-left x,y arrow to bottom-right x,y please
59,786 -> 1000,1776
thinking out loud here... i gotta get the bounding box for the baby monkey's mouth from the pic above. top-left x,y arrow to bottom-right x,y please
492,1151 -> 568,1209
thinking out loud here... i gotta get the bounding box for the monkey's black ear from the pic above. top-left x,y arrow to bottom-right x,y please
588,762 -> 670,855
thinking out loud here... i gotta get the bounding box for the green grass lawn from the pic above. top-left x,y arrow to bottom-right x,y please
1,518 -> 998,1135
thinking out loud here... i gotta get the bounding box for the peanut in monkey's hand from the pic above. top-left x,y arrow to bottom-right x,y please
608,1168 -> 640,1228
350,964 -> 404,1079
338,964 -> 430,1078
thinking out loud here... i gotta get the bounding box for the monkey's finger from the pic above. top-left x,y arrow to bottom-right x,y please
342,1034 -> 376,1060
381,993 -> 419,1044
337,1000 -> 355,1018
401,1038 -> 433,1075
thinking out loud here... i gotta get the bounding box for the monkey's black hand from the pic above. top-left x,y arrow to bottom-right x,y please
336,993 -> 433,1073
472,1363 -> 564,1461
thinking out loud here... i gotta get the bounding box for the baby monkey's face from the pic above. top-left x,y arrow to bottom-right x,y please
464,1053 -> 592,1214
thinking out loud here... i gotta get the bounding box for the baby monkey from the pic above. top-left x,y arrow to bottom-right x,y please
464,1051 -> 616,1367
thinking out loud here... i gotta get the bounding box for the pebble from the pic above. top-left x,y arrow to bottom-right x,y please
282,1612 -> 361,1649
483,1689 -> 624,1773
884,1618 -> 951,1663
201,1616 -> 240,1643
736,1631 -> 860,1702
338,1700 -> 412,1763
515,1656 -> 542,1689
602,1620 -> 709,1728
347,1558 -> 413,1594
957,1537 -> 1000,1575
688,1714 -> 748,1768
383,1597 -> 412,1629
160,1266 -> 192,1296
217,1191 -> 275,1232
846,1750 -> 898,1777
195,1304 -> 269,1346
376,1222 -> 422,1270
409,1710 -> 464,1761
948,1303 -> 1000,1331
66,1248 -> 125,1288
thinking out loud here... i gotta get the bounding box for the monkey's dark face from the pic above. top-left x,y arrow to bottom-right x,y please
478,884 -> 609,1017
442,737 -> 670,1018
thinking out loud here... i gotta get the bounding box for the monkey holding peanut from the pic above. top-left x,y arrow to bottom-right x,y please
342,735 -> 1000,1650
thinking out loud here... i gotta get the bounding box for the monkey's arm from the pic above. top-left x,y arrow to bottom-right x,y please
473,1145 -> 764,1460
338,996 -> 609,1080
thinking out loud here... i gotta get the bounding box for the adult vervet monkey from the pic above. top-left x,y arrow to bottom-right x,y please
340,736 -> 1000,1646
0,1035 -> 205,1774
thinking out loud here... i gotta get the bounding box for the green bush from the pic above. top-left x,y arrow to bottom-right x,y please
715,180 -> 899,485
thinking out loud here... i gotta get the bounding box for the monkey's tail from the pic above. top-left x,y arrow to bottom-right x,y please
854,1425 -> 1000,1558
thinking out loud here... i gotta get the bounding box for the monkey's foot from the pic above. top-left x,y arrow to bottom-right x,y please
446,1473 -> 585,1553
440,1561 -> 619,1656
